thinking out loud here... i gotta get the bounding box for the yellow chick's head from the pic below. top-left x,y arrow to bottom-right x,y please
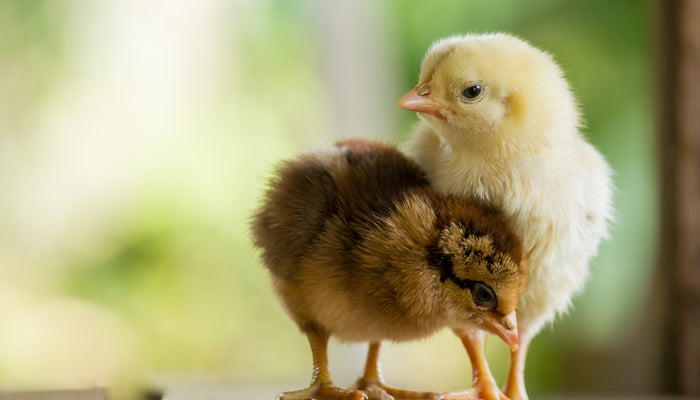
399,33 -> 580,151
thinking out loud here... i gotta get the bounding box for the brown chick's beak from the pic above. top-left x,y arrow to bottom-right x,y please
398,89 -> 447,119
480,311 -> 519,352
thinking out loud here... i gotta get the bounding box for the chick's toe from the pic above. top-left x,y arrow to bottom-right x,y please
353,381 -> 438,400
278,383 -> 367,400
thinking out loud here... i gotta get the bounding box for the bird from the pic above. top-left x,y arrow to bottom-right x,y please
251,138 -> 529,400
398,33 -> 614,400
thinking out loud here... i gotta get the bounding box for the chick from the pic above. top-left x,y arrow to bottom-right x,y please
251,139 -> 528,400
399,33 -> 614,400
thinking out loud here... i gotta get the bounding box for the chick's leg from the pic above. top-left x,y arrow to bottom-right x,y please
440,330 -> 507,400
502,331 -> 531,400
278,328 -> 367,400
353,342 -> 439,400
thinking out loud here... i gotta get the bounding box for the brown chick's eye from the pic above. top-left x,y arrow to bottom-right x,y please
471,282 -> 497,308
462,85 -> 482,99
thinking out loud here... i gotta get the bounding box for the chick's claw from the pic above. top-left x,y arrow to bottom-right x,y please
277,382 -> 368,400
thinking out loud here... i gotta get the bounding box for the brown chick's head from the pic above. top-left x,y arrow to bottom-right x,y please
399,33 -> 579,150
427,197 -> 527,348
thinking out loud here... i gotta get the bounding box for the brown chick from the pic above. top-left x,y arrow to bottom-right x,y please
251,139 -> 528,400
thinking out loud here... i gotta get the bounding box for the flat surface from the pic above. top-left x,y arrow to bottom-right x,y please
0,389 -> 107,400
155,382 -> 279,400
153,381 -> 700,400
1,385 -> 697,400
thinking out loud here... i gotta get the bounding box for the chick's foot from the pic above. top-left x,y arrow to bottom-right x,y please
278,328 -> 367,400
278,382 -> 367,400
352,378 -> 439,400
354,343 -> 439,400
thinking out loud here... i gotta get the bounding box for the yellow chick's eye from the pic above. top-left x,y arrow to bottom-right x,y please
461,84 -> 484,102
471,282 -> 497,308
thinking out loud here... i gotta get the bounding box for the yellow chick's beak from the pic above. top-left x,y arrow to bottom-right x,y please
479,310 -> 520,352
398,80 -> 448,119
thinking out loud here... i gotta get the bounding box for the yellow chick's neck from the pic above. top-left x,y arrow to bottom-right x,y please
417,119 -> 558,162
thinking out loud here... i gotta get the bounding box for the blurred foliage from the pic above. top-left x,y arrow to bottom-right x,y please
0,0 -> 656,398
0,0 -> 67,134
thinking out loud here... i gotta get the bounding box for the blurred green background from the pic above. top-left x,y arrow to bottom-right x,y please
0,0 -> 658,398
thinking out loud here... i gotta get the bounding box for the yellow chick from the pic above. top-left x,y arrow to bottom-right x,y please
399,33 -> 614,400
251,139 -> 528,400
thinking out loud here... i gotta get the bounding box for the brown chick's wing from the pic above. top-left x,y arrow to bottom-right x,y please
251,139 -> 429,281
251,155 -> 341,280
